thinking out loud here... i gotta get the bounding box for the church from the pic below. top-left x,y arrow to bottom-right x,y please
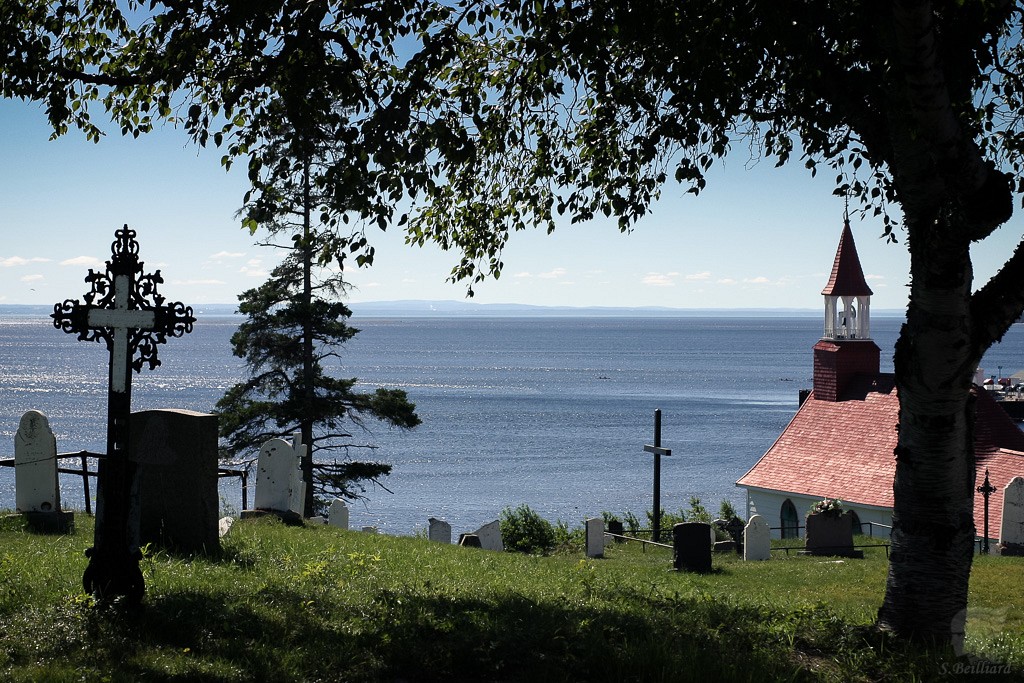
736,221 -> 1024,542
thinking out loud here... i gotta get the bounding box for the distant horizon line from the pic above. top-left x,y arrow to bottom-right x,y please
0,299 -> 910,318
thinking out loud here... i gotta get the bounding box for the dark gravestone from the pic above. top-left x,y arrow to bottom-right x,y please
458,533 -> 482,548
673,522 -> 712,573
804,511 -> 863,558
607,519 -> 625,542
726,517 -> 745,555
131,409 -> 219,554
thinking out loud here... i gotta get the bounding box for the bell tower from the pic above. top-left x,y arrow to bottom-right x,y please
813,220 -> 881,401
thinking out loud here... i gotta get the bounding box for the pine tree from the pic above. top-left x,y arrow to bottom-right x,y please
217,148 -> 419,517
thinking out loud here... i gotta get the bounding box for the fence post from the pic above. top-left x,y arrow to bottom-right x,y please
81,453 -> 92,516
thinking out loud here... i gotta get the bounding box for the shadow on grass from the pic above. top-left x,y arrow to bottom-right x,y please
41,582 -> 945,683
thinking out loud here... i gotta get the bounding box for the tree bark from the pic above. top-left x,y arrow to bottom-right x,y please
878,212 -> 977,644
874,0 -> 998,643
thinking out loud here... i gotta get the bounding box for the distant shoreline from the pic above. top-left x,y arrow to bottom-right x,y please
1,301 -> 910,319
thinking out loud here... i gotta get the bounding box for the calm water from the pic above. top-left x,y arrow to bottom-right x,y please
2,314 -> 1022,536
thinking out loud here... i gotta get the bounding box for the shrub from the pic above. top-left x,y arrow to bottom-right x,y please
718,499 -> 742,523
684,497 -> 712,524
553,520 -> 585,553
500,504 -> 556,554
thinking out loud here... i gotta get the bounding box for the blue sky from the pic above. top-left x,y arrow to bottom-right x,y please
3,97 -> 1024,311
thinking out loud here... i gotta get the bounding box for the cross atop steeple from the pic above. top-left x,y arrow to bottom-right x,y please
822,220 -> 872,340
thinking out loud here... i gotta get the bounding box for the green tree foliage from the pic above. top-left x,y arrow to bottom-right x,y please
217,117 -> 420,514
9,0 -> 1024,644
499,504 -> 557,555
217,243 -> 420,513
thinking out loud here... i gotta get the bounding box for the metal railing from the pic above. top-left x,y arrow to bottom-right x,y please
1,453 -> 250,514
603,532 -> 672,553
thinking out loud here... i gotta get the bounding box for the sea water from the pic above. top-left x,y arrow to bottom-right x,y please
1,313 -> 1022,536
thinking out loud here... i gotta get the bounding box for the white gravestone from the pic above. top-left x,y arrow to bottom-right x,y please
999,477 -> 1024,555
586,517 -> 605,558
328,499 -> 350,530
253,432 -> 306,516
428,517 -> 452,543
743,514 -> 771,561
471,520 -> 504,552
15,410 -> 60,513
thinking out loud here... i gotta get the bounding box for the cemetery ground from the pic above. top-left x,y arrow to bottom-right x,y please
0,517 -> 1021,683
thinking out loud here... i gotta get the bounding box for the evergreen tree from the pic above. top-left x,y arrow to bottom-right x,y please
217,139 -> 419,516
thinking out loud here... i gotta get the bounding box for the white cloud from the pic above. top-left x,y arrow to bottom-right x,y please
685,271 -> 712,281
513,271 -> 532,279
865,273 -> 886,281
240,258 -> 267,278
744,276 -> 771,284
717,278 -> 737,285
20,274 -> 44,283
2,256 -> 50,267
537,267 -> 568,279
207,251 -> 246,264
60,256 -> 104,268
642,272 -> 676,287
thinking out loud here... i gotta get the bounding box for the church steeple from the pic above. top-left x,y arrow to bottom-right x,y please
812,220 -> 881,402
821,219 -> 872,340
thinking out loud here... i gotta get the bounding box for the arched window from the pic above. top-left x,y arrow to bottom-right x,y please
781,499 -> 800,539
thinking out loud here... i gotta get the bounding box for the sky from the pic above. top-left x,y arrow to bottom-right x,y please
4,97 -> 1024,312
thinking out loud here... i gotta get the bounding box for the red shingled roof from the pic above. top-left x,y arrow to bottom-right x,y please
821,221 -> 873,297
737,378 -> 1024,535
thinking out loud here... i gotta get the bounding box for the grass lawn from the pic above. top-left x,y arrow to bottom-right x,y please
0,514 -> 1021,682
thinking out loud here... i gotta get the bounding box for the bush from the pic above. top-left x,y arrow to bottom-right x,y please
718,499 -> 742,523
553,520 -> 585,553
500,504 -> 556,554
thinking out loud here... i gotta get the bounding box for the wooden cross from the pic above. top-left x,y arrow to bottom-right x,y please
642,408 -> 672,543
53,225 -> 194,602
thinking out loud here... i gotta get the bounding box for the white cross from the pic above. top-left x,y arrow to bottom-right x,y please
86,274 -> 155,393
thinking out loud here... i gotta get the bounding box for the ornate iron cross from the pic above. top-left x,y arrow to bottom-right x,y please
53,225 -> 195,602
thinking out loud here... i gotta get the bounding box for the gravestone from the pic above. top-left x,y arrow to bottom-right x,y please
15,410 -> 72,532
247,433 -> 306,523
585,517 -> 605,558
804,511 -> 863,558
328,499 -> 350,530
361,526 -> 378,534
130,409 -> 219,554
459,533 -> 482,548
15,410 -> 60,512
428,517 -> 452,543
607,519 -> 624,542
743,514 -> 771,561
470,520 -> 504,552
726,517 -> 745,555
218,517 -> 235,538
672,522 -> 712,573
999,476 -> 1024,556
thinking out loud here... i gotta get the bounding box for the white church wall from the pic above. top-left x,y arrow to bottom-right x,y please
744,487 -> 893,540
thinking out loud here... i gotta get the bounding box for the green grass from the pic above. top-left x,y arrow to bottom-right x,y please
0,515 -> 1021,682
